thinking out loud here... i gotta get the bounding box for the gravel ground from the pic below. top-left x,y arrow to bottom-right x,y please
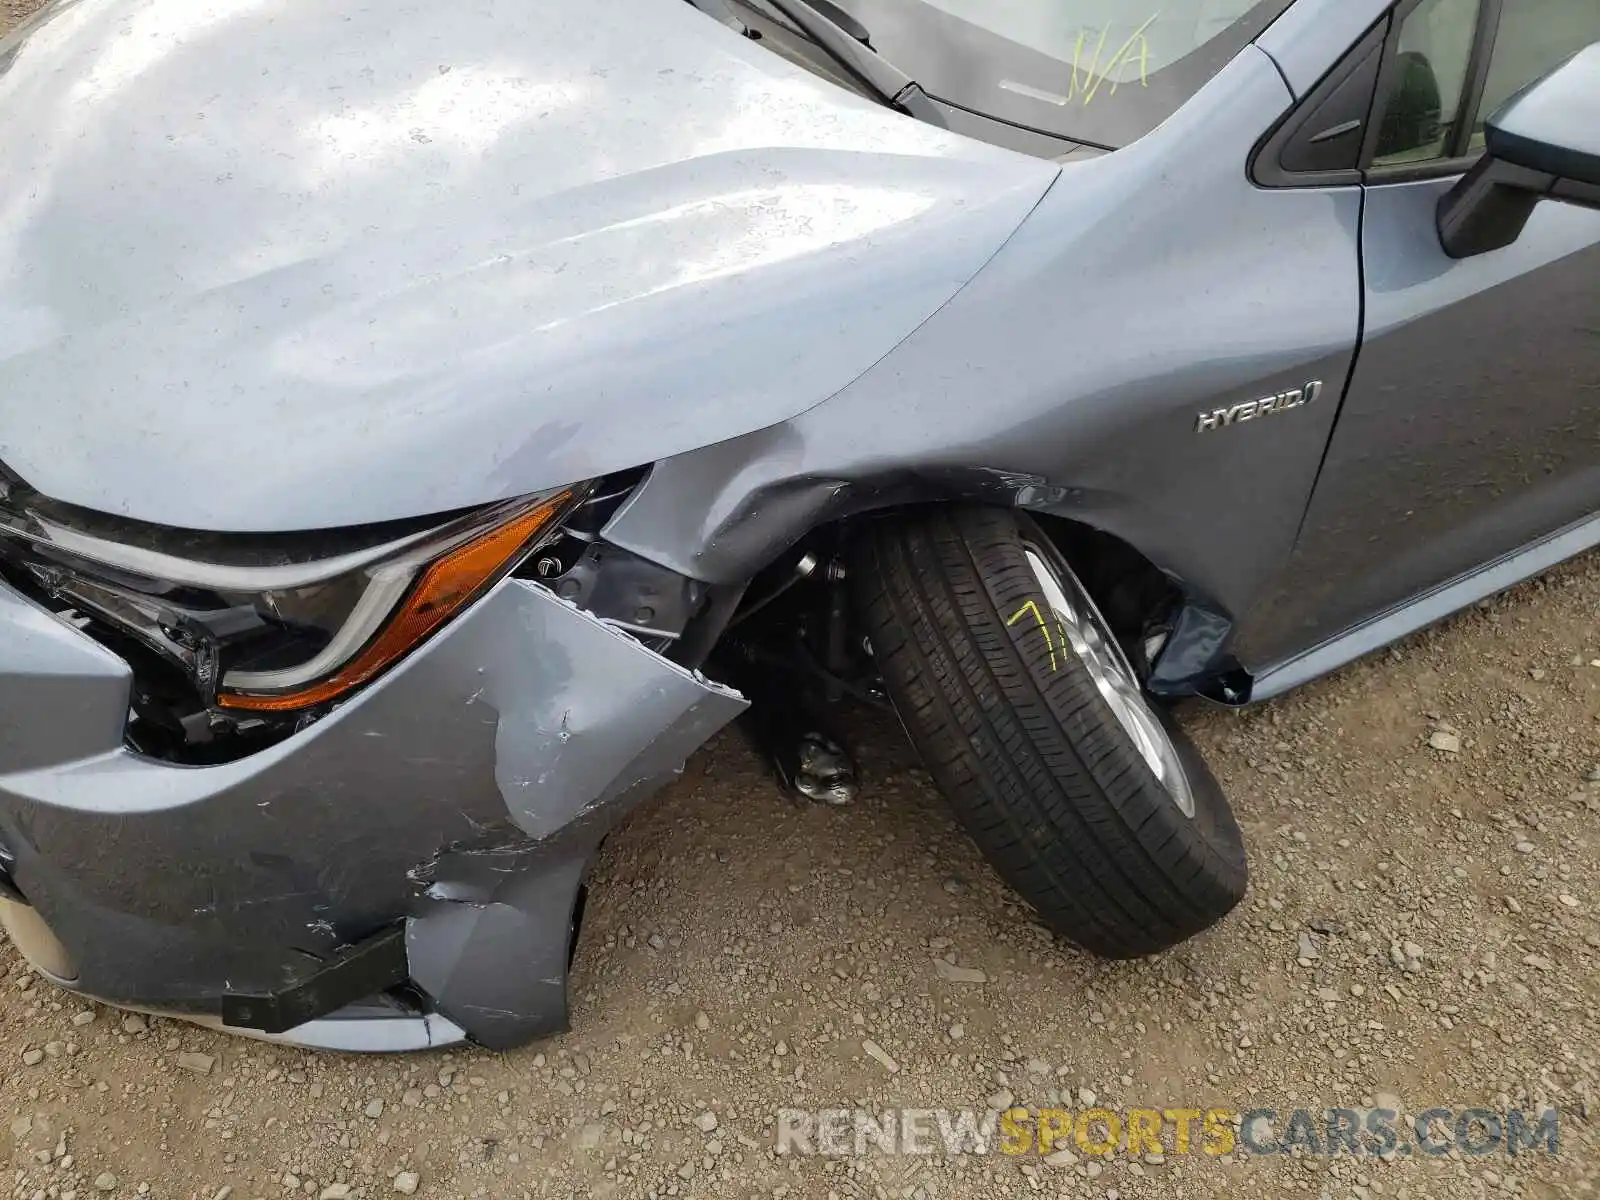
2,5 -> 1597,1198
7,565 -> 1596,1200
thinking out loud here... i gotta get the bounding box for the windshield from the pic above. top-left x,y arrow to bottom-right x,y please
832,0 -> 1295,146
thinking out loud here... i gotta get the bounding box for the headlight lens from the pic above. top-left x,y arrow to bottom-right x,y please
0,487 -> 581,717
216,495 -> 571,710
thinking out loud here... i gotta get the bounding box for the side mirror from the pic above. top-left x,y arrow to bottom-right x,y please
1437,43 -> 1600,259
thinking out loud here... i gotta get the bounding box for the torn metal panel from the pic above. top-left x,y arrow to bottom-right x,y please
0,574 -> 744,1048
407,587 -> 744,1045
486,580 -> 745,842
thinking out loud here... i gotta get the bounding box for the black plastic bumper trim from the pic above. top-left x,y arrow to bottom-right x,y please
221,924 -> 408,1034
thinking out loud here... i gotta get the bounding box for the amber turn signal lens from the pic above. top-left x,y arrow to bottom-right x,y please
218,492 -> 572,712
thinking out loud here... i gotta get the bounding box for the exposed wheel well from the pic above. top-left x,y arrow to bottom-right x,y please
710,503 -> 1184,688
1024,512 -> 1185,671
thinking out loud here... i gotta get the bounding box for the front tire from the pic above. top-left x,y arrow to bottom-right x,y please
855,507 -> 1247,958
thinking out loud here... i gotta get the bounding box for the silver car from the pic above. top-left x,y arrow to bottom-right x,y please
0,0 -> 1595,1050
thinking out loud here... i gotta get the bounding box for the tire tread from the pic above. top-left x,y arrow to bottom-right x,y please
855,507 -> 1247,958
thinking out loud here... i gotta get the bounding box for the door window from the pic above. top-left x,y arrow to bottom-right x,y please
1371,0 -> 1600,169
1470,0 -> 1600,151
1372,0 -> 1480,165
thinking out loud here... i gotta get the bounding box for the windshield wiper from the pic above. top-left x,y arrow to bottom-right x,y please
758,0 -> 948,128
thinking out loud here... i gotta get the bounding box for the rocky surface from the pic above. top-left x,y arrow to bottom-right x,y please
4,561 -> 1595,1200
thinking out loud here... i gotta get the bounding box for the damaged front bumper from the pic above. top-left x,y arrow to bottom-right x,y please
0,574 -> 744,1050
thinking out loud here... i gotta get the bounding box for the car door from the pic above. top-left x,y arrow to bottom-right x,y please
1239,0 -> 1600,673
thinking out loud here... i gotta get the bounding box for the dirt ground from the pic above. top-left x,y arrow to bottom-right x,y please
6,568 -> 1595,1200
2,4 -> 1598,1199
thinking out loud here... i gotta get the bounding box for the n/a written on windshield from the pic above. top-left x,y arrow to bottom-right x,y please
997,15 -> 1157,107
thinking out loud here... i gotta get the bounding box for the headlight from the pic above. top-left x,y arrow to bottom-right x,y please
216,493 -> 575,710
0,487 -> 581,717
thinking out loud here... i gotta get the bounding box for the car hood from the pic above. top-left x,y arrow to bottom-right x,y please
0,0 -> 1058,532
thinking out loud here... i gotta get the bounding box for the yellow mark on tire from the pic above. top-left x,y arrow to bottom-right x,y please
1007,600 -> 1059,672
